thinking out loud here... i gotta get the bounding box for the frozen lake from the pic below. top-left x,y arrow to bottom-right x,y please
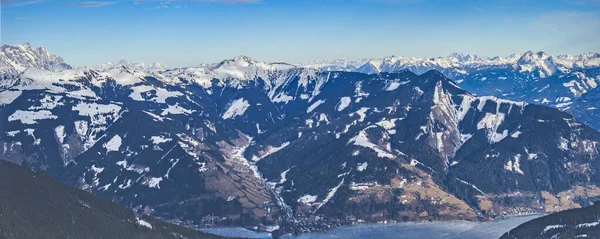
202,214 -> 543,239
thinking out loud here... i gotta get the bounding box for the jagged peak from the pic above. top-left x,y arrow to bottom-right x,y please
218,55 -> 257,65
517,50 -> 550,63
18,42 -> 32,49
94,60 -> 167,72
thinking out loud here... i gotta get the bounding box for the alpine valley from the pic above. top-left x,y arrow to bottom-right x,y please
2,43 -> 600,237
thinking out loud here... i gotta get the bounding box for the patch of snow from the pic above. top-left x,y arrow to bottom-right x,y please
104,135 -> 122,152
28,94 -> 63,110
142,111 -> 164,123
253,142 -> 290,161
129,85 -> 183,103
385,80 -> 409,91
8,110 -> 57,124
272,92 -> 294,103
0,90 -> 22,105
161,103 -> 194,116
504,154 -> 524,175
317,178 -> 345,210
72,102 -> 121,119
55,125 -> 65,143
297,195 -> 318,205
150,135 -> 171,144
477,113 -> 508,143
278,168 -> 292,185
307,99 -> 325,113
456,178 -> 485,194
198,162 -> 208,172
357,162 -> 368,172
352,107 -> 369,122
348,130 -> 394,158
542,224 -> 565,234
222,98 -> 250,119
146,177 -> 162,189
336,97 -> 351,111
136,218 -> 153,229
576,219 -> 600,228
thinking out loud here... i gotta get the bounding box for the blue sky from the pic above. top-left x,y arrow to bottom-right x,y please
1,0 -> 599,67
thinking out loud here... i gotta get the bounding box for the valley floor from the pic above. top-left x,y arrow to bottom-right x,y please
204,214 -> 544,239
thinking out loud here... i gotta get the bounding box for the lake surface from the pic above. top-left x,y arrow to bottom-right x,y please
202,214 -> 543,239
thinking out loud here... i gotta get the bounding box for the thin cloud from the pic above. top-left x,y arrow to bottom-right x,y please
2,0 -> 259,7
1,0 -> 45,6
67,1 -> 116,7
134,0 -> 261,4
564,0 -> 600,4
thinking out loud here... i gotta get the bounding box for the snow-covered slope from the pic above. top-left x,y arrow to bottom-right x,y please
0,43 -> 72,75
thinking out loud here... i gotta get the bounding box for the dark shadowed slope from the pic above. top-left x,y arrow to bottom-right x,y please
500,203 -> 600,239
0,160 -> 233,239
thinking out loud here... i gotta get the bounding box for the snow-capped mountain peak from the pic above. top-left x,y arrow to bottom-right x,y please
0,43 -> 72,75
515,51 -> 560,77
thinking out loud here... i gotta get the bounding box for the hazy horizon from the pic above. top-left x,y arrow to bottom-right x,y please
2,0 -> 600,67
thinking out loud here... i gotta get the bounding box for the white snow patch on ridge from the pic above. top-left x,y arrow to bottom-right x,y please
504,154 -> 524,175
136,218 -> 153,229
161,103 -> 194,116
385,80 -> 409,91
104,135 -> 122,152
0,90 -> 22,105
317,178 -> 345,210
8,110 -> 57,124
150,135 -> 171,144
336,97 -> 351,111
542,224 -> 565,234
146,177 -> 162,189
348,131 -> 394,158
222,98 -> 250,119
72,102 -> 121,119
253,142 -> 290,161
297,195 -> 317,205
307,99 -> 325,113
129,85 -> 183,103
357,162 -> 368,172
55,125 -> 66,143
477,113 -> 508,143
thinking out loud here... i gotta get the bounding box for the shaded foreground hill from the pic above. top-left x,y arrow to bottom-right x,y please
500,203 -> 600,239
0,160 -> 234,239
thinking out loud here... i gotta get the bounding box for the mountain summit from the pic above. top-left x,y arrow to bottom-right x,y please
0,43 -> 72,75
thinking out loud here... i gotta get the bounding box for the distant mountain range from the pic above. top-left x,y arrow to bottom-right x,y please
300,52 -> 600,131
93,60 -> 168,72
0,160 -> 230,239
1,44 -> 600,236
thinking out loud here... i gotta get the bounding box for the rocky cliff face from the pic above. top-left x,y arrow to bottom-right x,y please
0,43 -> 71,75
